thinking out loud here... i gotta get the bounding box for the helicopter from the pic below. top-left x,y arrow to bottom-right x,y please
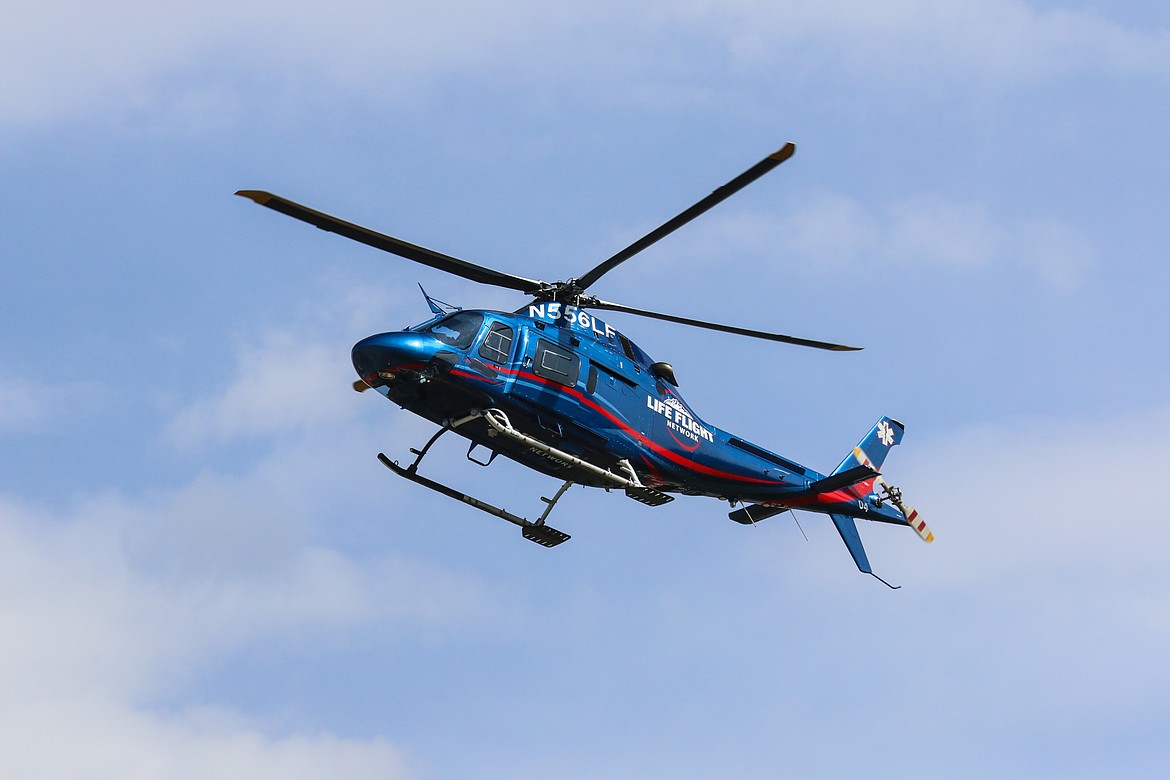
237,142 -> 932,586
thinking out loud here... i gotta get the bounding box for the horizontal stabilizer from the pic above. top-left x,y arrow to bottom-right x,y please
808,464 -> 879,495
728,503 -> 786,525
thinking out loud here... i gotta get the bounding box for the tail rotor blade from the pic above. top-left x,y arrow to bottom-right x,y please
903,505 -> 934,543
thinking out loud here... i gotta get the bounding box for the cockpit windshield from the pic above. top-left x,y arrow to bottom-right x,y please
422,312 -> 485,349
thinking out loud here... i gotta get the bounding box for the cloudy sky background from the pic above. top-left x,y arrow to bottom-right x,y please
3,1 -> 1169,777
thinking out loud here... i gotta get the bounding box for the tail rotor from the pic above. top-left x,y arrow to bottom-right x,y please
876,478 -> 933,543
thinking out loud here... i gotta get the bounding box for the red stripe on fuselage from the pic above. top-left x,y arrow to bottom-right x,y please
450,368 -> 499,385
472,364 -> 776,485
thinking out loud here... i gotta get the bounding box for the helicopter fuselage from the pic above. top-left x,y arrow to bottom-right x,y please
352,304 -> 905,525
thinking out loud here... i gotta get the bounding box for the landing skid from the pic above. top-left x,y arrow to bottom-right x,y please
377,451 -> 573,547
378,410 -> 581,547
377,407 -> 672,547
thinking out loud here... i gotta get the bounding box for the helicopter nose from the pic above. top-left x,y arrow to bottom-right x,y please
351,332 -> 438,382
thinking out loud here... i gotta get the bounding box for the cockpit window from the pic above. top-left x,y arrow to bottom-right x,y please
424,312 -> 485,349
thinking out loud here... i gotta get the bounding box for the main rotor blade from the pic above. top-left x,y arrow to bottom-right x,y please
586,298 -> 861,351
236,191 -> 542,293
574,143 -> 796,291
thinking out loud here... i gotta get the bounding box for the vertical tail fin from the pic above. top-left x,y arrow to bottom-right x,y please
831,513 -> 900,589
827,417 -> 911,588
833,417 -> 904,475
830,513 -> 872,573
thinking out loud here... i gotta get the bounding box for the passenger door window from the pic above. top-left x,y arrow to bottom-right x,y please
478,322 -> 514,365
532,339 -> 580,387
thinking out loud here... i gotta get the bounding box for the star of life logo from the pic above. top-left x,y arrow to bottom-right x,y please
877,420 -> 895,447
647,395 -> 715,444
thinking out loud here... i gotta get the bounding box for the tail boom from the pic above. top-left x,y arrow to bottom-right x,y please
727,415 -> 931,583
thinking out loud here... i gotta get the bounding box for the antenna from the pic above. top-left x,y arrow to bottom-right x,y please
418,283 -> 461,315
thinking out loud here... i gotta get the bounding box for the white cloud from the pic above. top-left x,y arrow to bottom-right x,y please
1,301 -> 491,777
732,404 -> 1170,755
676,191 -> 1094,288
3,1 -> 1166,128
885,197 -> 1005,269
167,330 -> 355,447
1016,218 -> 1095,292
737,192 -> 879,268
699,0 -> 1170,85
0,0 -> 572,127
163,279 -> 428,449
0,466 -> 488,778
0,375 -> 55,432
895,406 -> 1170,586
0,374 -> 106,433
4,699 -> 412,780
904,407 -> 1170,718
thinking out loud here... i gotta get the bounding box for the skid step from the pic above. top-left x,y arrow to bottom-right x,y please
625,486 -> 674,507
522,524 -> 571,547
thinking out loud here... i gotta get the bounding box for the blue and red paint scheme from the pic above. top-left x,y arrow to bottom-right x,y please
353,300 -> 931,581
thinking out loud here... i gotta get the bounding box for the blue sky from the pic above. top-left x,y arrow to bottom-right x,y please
2,1 -> 1169,777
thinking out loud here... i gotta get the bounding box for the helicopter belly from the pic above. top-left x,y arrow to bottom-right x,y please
380,367 -> 627,488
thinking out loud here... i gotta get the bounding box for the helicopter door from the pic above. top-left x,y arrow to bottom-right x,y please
509,332 -> 582,412
477,321 -> 515,369
531,339 -> 581,387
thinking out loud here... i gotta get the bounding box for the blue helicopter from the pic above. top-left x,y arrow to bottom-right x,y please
238,143 -> 931,586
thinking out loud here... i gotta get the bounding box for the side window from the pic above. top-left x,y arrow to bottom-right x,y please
478,322 -> 514,364
533,339 -> 581,387
618,333 -> 637,361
